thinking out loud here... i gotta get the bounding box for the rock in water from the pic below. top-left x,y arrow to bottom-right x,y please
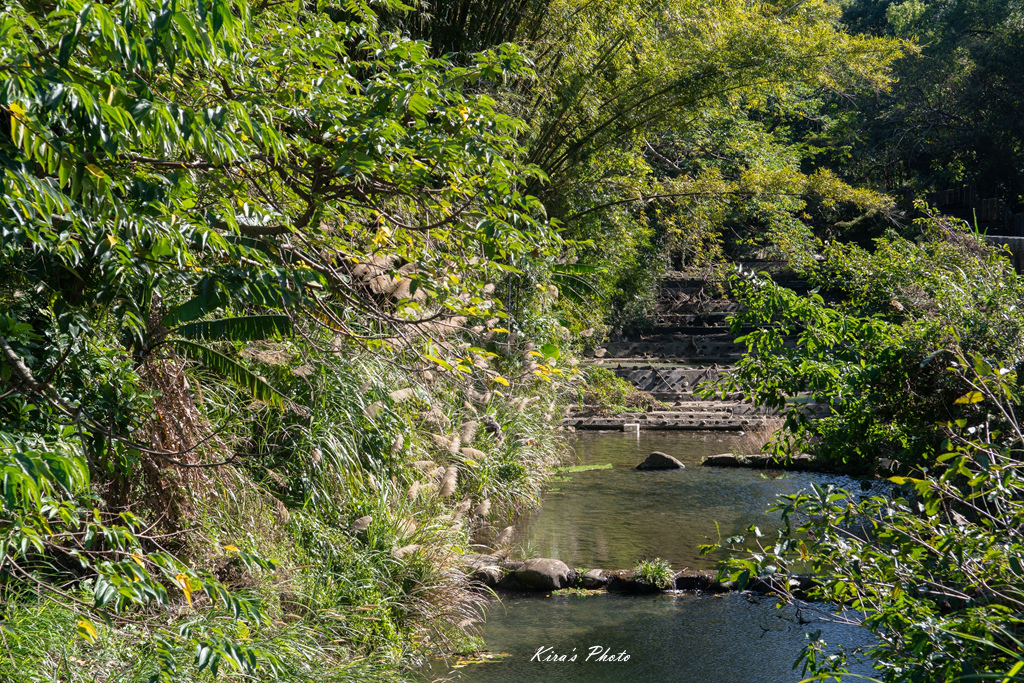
582,569 -> 608,588
636,451 -> 685,470
515,558 -> 571,591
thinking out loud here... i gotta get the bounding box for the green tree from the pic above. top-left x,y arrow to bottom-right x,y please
721,210 -> 1024,470
709,214 -> 1024,681
0,0 -> 554,678
520,0 -> 902,330
836,0 -> 1024,205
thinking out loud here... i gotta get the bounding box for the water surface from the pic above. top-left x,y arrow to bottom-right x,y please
428,592 -> 875,683
442,431 -> 877,683
513,431 -> 860,570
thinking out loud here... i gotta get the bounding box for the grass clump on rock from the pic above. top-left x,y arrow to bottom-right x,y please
633,558 -> 674,589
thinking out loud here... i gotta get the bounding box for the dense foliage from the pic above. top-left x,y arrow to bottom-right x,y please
3,0 -> 1023,680
836,0 -> 1024,204
724,211 -> 1024,470
712,218 -> 1024,680
522,0 -> 902,330
0,0 -> 568,680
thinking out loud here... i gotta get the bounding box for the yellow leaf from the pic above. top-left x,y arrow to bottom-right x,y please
85,163 -> 106,178
106,234 -> 117,248
130,552 -> 145,568
176,573 -> 193,607
223,544 -> 240,552
954,391 -> 984,404
9,102 -> 25,117
490,375 -> 509,387
76,618 -> 98,643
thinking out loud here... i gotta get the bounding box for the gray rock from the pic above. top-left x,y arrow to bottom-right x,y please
701,453 -> 742,467
472,565 -> 503,588
636,451 -> 685,470
463,553 -> 501,570
515,558 -> 571,591
582,569 -> 608,588
701,453 -> 828,472
674,570 -> 727,592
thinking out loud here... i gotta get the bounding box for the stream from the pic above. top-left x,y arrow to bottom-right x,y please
511,431 -> 860,570
427,431 -> 877,683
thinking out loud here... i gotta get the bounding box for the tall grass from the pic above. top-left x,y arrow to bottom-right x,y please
2,339 -> 570,682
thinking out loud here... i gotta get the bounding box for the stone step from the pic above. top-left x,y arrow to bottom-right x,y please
563,414 -> 773,430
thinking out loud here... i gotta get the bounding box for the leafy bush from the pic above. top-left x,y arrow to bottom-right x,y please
716,352 -> 1024,682
0,0 -> 564,679
720,210 -> 1024,471
709,213 -> 1024,681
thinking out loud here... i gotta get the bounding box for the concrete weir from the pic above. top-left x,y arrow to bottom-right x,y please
569,266 -> 803,431
563,410 -> 773,431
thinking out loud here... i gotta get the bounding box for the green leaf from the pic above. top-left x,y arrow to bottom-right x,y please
163,290 -> 223,327
1002,661 -> 1024,683
540,342 -> 560,360
172,340 -> 286,408
174,315 -> 292,342
76,618 -> 98,643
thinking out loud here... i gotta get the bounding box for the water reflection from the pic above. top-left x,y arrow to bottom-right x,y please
512,431 -> 860,570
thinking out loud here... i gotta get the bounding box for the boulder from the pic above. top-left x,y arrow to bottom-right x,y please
636,451 -> 685,470
674,570 -> 727,592
701,453 -> 829,472
581,569 -> 608,588
515,558 -> 572,591
472,565 -> 503,588
463,553 -> 502,570
701,453 -> 742,467
604,570 -> 661,594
